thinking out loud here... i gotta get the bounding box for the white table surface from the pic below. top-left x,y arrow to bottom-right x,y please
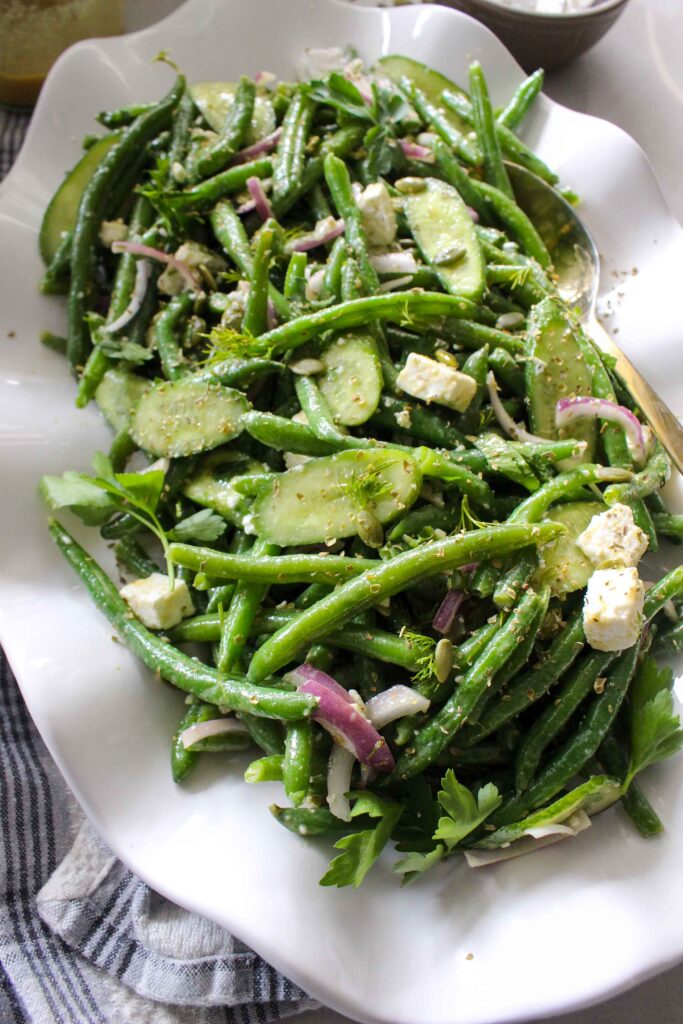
99,0 -> 683,1020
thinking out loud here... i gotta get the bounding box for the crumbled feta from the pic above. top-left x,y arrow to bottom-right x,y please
120,573 -> 194,631
395,406 -> 412,429
358,183 -> 397,248
396,352 -> 477,412
142,457 -> 170,476
99,219 -> 128,246
296,47 -> 347,82
583,567 -> 644,652
577,503 -> 648,569
284,452 -> 312,469
158,242 -> 227,296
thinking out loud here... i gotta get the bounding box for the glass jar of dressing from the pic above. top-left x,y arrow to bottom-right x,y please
0,0 -> 124,107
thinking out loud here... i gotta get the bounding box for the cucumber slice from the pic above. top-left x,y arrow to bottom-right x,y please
130,378 -> 248,458
39,134 -> 119,265
535,501 -> 604,596
525,298 -> 596,459
190,82 -> 276,142
249,449 -> 422,546
376,55 -> 469,135
403,178 -> 485,301
95,367 -> 151,432
316,333 -> 383,426
183,451 -> 265,523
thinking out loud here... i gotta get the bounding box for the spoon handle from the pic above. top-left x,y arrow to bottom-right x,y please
586,315 -> 683,477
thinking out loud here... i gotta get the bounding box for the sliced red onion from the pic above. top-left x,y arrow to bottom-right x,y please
459,562 -> 479,574
487,371 -> 548,444
465,811 -> 591,867
104,258 -> 151,334
247,176 -> 272,222
254,70 -> 276,87
433,589 -> 464,634
287,217 -> 346,253
400,139 -> 432,161
305,267 -> 325,302
292,664 -> 394,771
111,240 -> 200,292
556,396 -> 647,465
236,198 -> 257,215
231,127 -> 282,165
466,206 -> 480,223
180,717 -> 249,749
370,251 -> 418,275
377,275 -> 414,293
327,745 -> 355,821
365,685 -> 430,730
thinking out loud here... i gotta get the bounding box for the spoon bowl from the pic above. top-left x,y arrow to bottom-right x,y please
505,161 -> 683,475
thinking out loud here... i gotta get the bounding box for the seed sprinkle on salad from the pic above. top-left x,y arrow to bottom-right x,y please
39,47 -> 683,888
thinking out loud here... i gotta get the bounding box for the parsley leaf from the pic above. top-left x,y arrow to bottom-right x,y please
394,844 -> 445,886
307,73 -> 376,124
433,770 -> 501,850
40,472 -> 118,526
169,508 -> 227,543
627,656 -> 683,783
319,793 -> 403,889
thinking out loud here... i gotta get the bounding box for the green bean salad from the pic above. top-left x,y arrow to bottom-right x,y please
39,50 -> 683,887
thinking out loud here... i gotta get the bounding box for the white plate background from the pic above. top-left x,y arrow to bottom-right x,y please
1,2 -> 683,1022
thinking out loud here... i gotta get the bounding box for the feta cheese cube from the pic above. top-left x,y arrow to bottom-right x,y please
120,573 -> 194,631
358,183 -> 397,248
577,502 -> 648,569
396,352 -> 477,412
583,567 -> 644,652
99,219 -> 128,246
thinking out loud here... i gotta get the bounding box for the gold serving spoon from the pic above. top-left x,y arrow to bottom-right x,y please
506,162 -> 683,475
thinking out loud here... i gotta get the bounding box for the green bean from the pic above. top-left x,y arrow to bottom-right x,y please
604,444 -> 671,506
105,421 -> 134,470
248,522 -> 562,682
238,713 -> 285,756
488,346 -> 525,397
189,75 -> 255,181
160,157 -> 272,213
272,89 -> 315,205
40,331 -> 68,355
114,536 -> 160,578
597,731 -> 663,838
271,125 -> 365,219
474,180 -> 551,268
294,375 -> 364,447
249,291 -> 485,356
242,224 -> 274,337
514,648 -> 617,792
68,76 -> 184,368
97,101 -> 157,129
49,520 -> 318,720
324,154 -> 379,295
652,513 -> 683,540
493,550 -> 537,609
654,619 -> 683,656
294,583 -> 333,609
487,585 -> 550,694
400,77 -> 481,168
210,200 -> 290,321
40,231 -> 72,294
207,357 -> 284,388
243,409 -> 346,456
445,318 -> 525,355
217,537 -> 279,673
245,753 -> 284,783
394,588 -> 545,779
509,464 -> 631,523
387,504 -> 460,544
497,70 -> 545,130
643,565 -> 683,621
309,182 -> 333,221
471,563 -> 499,598
467,63 -> 513,199
461,604 -> 585,746
431,139 -> 491,221
284,251 -> 308,303
168,90 -> 196,171
499,641 -> 641,824
319,235 -> 346,302
283,721 -> 313,806
171,701 -> 216,782
486,264 -> 549,308
413,447 -> 494,510
271,805 -> 350,836
157,292 -> 193,380
340,257 -> 363,302
443,86 -> 558,185
456,345 -> 489,436
206,583 -> 236,614
170,543 -> 378,584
